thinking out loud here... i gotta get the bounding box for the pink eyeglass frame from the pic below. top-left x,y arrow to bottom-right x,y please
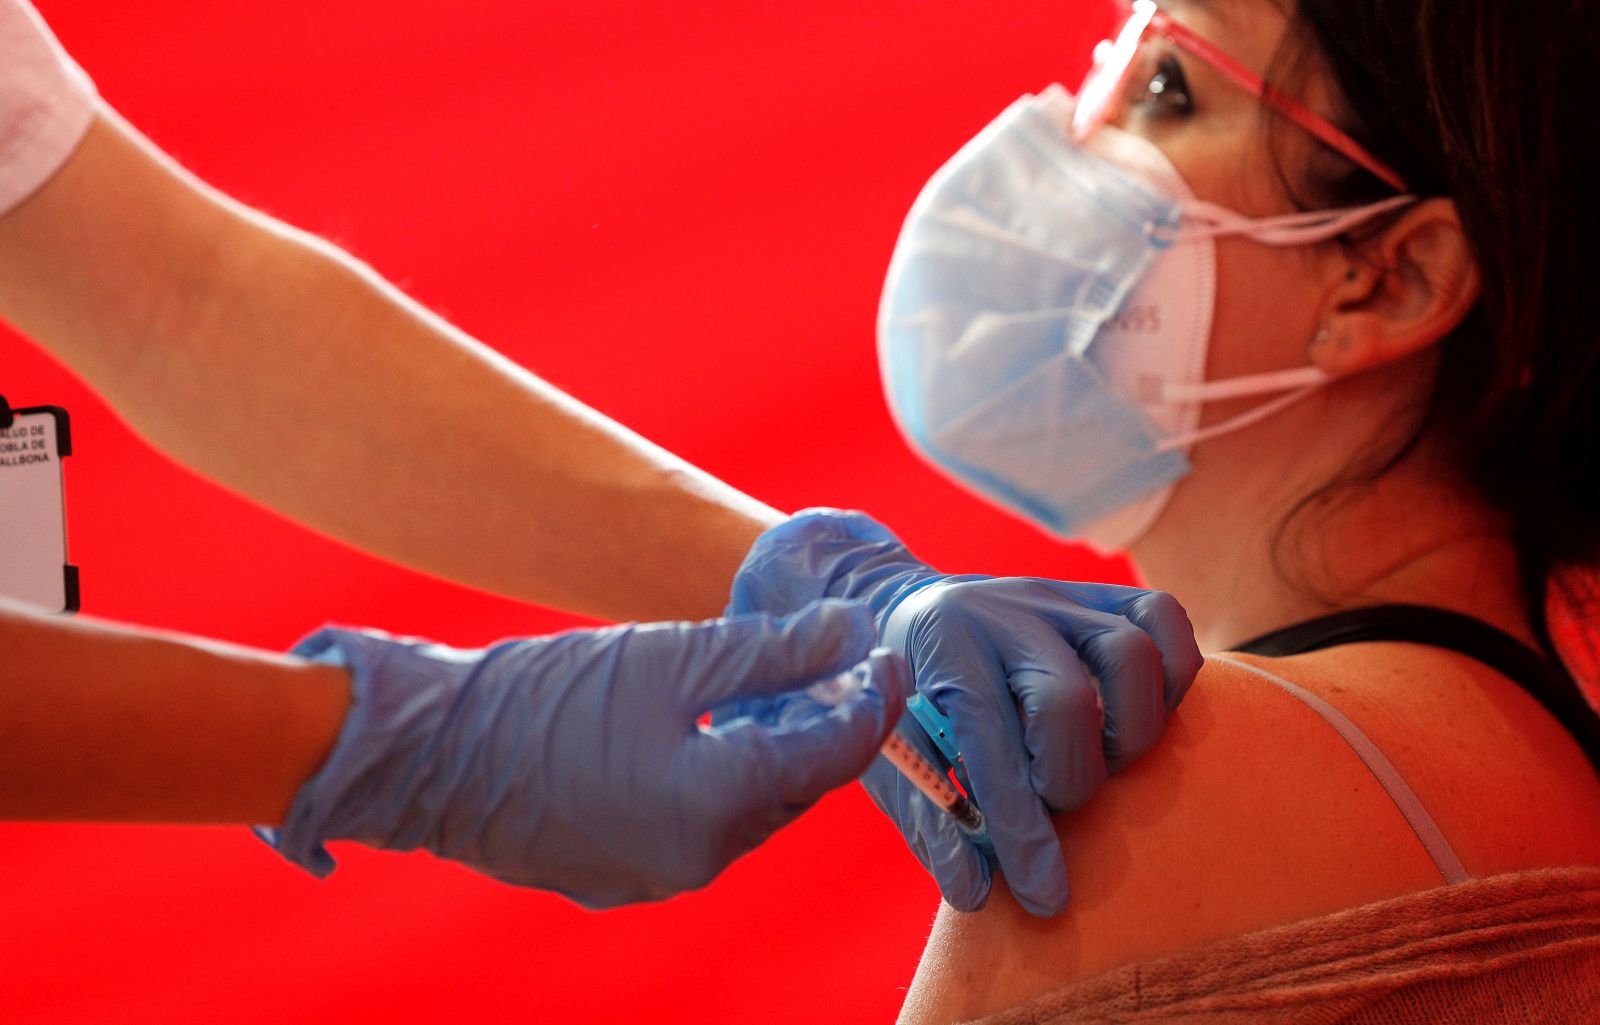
1070,0 -> 1408,192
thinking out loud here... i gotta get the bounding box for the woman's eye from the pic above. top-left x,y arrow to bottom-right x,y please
1135,54 -> 1194,117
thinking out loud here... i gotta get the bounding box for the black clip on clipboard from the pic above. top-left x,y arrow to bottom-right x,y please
0,392 -> 79,614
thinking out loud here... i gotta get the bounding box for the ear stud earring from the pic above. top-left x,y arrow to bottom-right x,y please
1312,323 -> 1352,355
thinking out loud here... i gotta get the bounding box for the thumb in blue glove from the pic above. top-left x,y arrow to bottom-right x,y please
256,601 -> 910,908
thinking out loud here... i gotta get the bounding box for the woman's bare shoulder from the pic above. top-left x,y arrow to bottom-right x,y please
897,649 -> 1600,1025
1223,643 -> 1600,873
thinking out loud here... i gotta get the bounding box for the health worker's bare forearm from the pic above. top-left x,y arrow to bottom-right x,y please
0,601 -> 349,824
0,107 -> 778,623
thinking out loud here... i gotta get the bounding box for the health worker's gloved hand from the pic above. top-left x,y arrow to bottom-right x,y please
721,509 -> 1202,917
257,602 -> 909,909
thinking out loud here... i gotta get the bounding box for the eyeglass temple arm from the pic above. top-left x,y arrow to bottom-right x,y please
1151,10 -> 1409,192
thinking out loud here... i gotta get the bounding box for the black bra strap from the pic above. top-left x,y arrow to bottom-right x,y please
1233,604 -> 1600,775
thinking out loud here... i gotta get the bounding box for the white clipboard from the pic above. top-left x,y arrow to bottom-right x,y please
0,397 -> 78,614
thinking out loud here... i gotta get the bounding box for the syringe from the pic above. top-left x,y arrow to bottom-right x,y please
807,672 -> 995,856
878,729 -> 989,837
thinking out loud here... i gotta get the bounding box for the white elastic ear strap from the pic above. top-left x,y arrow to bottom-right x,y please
1158,366 -> 1328,404
1179,195 -> 1415,245
1151,367 -> 1330,453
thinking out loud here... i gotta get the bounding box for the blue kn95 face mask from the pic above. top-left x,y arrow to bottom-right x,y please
877,85 -> 1412,551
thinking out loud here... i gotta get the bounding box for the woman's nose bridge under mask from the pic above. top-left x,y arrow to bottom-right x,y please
876,84 -> 1414,551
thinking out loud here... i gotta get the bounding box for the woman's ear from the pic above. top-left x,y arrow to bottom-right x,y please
1309,198 -> 1481,375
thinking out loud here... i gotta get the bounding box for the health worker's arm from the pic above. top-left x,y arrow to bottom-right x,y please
0,600 -> 349,825
0,596 -> 909,907
0,108 -> 776,623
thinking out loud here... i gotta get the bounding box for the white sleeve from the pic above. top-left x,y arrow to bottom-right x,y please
0,0 -> 95,216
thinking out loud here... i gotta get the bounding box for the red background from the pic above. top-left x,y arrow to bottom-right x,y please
2,3 -> 1125,1022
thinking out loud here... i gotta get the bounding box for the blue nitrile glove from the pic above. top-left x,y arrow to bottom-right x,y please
257,602 -> 910,909
721,509 -> 1202,917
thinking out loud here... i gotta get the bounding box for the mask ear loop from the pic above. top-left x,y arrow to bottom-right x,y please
1170,194 -> 1415,245
1150,369 -> 1330,453
1154,366 -> 1329,404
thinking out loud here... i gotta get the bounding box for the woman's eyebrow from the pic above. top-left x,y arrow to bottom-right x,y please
1163,0 -> 1229,29
1170,0 -> 1292,24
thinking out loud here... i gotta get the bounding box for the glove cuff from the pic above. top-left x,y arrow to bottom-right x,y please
254,627 -> 445,878
728,508 -> 934,621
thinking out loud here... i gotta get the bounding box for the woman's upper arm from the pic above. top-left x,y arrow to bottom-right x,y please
898,656 -> 1467,1025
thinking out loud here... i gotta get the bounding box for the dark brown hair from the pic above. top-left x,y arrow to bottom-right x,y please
1270,0 -> 1600,639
